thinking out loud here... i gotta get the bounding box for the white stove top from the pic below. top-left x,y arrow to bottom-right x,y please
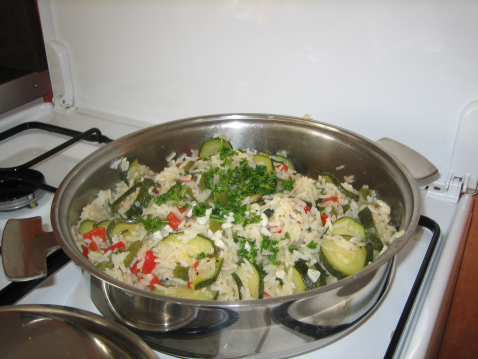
0,103 -> 473,359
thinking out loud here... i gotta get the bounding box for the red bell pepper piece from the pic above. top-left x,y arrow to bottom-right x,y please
82,247 -> 89,257
142,250 -> 157,274
83,227 -> 107,242
323,197 -> 338,203
130,261 -> 139,274
167,211 -> 181,230
321,214 -> 329,226
89,241 -> 99,251
104,241 -> 125,253
304,205 -> 311,213
275,164 -> 289,172
188,261 -> 200,289
149,275 -> 163,290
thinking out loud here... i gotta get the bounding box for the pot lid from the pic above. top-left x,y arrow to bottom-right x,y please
0,304 -> 158,359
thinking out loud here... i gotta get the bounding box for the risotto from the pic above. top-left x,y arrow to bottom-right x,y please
73,134 -> 404,301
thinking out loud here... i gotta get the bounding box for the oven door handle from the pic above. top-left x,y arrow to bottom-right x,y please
1,217 -> 61,281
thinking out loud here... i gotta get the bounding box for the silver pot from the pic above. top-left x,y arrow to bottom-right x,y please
2,114 -> 437,358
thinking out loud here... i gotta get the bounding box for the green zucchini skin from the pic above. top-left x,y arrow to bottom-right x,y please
294,259 -> 316,291
110,182 -> 142,213
319,237 -> 367,279
358,206 -> 384,252
291,267 -> 306,293
190,258 -> 224,290
269,154 -> 296,171
123,240 -> 141,268
123,157 -> 141,186
198,138 -> 232,158
231,272 -> 244,300
79,220 -> 95,235
314,262 -> 328,287
233,260 -> 264,299
124,178 -> 155,218
330,217 -> 366,240
106,218 -> 144,242
321,172 -> 359,202
253,154 -> 274,173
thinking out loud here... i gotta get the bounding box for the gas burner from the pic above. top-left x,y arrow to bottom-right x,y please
0,169 -> 46,211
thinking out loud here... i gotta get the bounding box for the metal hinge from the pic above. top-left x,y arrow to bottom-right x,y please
427,99 -> 478,203
45,40 -> 76,114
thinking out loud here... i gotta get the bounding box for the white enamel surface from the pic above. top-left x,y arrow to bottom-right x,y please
37,0 -> 478,186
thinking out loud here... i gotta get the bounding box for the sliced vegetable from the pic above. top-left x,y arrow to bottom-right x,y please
167,211 -> 181,230
314,262 -> 328,288
291,267 -> 306,293
142,250 -> 157,274
83,227 -> 107,242
198,138 -> 233,158
153,286 -> 218,300
104,241 -> 125,253
319,237 -> 367,279
294,259 -> 316,291
157,233 -> 216,260
330,217 -> 366,241
358,206 -> 384,252
321,172 -> 359,201
253,154 -> 274,173
94,220 -> 111,229
110,182 -> 142,213
173,263 -> 189,281
106,218 -> 144,242
149,275 -> 163,290
122,158 -> 142,185
79,220 -> 95,235
123,240 -> 141,268
124,178 -> 155,218
269,154 -> 295,171
96,257 -> 114,271
232,259 -> 264,299
189,257 -> 224,290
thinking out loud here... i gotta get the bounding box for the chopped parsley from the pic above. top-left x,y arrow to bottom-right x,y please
282,179 -> 295,191
306,241 -> 317,249
192,202 -> 212,217
285,232 -> 291,239
288,245 -> 299,253
237,237 -> 257,264
261,236 -> 280,265
154,183 -> 186,206
196,252 -> 206,260
144,215 -> 169,233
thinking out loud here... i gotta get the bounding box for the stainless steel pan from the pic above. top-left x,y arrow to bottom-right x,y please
2,114 -> 437,358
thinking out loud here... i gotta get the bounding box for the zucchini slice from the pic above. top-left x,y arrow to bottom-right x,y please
110,182 -> 142,213
94,220 -> 111,229
253,154 -> 274,173
123,157 -> 142,186
358,206 -> 384,252
173,264 -> 190,281
233,259 -> 264,299
153,286 -> 218,300
291,267 -> 306,293
124,178 -> 155,218
106,218 -> 144,242
321,172 -> 359,201
189,257 -> 224,290
330,217 -> 366,241
293,259 -> 316,291
123,240 -> 142,268
319,237 -> 367,279
314,262 -> 328,288
79,220 -> 95,235
269,154 -> 296,171
156,233 -> 216,260
198,138 -> 232,158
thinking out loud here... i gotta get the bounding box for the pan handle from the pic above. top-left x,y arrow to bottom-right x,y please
376,138 -> 438,181
1,217 -> 60,281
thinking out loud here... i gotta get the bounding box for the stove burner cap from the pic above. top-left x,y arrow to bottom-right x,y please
0,169 -> 46,211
